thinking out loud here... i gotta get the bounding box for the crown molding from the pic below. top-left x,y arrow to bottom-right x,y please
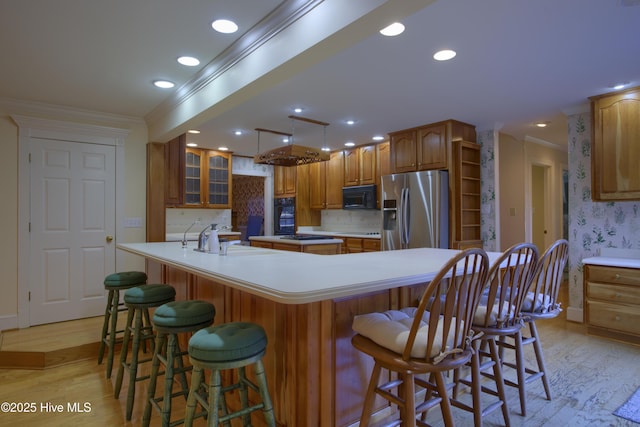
0,96 -> 145,127
145,0 -> 323,125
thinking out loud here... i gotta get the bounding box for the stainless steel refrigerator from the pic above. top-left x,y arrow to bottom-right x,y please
381,170 -> 449,250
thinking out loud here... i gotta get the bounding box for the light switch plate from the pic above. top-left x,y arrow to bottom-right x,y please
123,217 -> 143,228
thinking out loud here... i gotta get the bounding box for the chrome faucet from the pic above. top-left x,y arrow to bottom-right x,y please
181,220 -> 199,248
197,224 -> 218,252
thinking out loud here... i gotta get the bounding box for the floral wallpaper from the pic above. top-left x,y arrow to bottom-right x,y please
567,112 -> 640,311
478,129 -> 497,251
232,175 -> 265,226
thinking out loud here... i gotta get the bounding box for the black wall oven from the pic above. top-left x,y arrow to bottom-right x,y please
274,197 -> 295,235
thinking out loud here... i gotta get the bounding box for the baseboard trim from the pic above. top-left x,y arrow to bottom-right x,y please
0,342 -> 100,370
566,306 -> 583,323
0,314 -> 18,332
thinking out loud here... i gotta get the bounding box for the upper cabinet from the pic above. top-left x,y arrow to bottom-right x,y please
344,144 -> 376,187
274,165 -> 297,198
590,86 -> 640,201
165,135 -> 185,206
183,148 -> 232,208
389,120 -> 476,174
310,151 -> 344,209
388,119 -> 479,249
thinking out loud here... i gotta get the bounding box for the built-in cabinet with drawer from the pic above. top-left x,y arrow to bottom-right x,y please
344,144 -> 376,187
250,239 -> 341,255
388,119 -> 480,249
343,237 -> 381,254
584,263 -> 640,345
590,86 -> 640,201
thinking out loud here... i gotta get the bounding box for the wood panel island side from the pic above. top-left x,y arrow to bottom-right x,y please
117,242 -> 499,426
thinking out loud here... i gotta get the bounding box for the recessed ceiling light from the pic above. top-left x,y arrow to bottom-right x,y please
177,56 -> 200,67
283,138 -> 289,143
234,130 -> 242,136
535,122 -> 548,128
372,135 -> 385,141
346,120 -> 355,125
613,83 -> 627,90
187,129 -> 200,134
380,22 -> 405,37
212,19 -> 238,34
186,142 -> 198,147
218,146 -> 229,151
153,80 -> 175,89
344,142 -> 355,147
433,49 -> 457,61
321,147 -> 331,152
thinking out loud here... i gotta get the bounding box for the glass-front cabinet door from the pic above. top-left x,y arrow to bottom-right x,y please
206,152 -> 232,208
183,148 -> 232,208
184,148 -> 203,205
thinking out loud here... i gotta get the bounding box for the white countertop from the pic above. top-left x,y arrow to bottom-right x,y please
296,230 -> 381,239
118,242 -> 501,305
166,231 -> 241,242
582,248 -> 640,269
249,235 -> 343,245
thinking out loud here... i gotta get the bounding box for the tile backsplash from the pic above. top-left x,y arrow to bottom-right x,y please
165,208 -> 232,233
317,210 -> 381,233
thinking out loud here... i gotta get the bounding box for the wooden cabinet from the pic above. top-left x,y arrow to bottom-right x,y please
389,120 -> 476,174
344,145 -> 376,187
452,140 -> 482,249
274,165 -> 297,197
584,264 -> 640,345
250,239 -> 341,255
164,135 -> 185,206
590,86 -> 640,201
184,148 -> 232,208
376,142 -> 391,209
388,120 -> 478,249
310,151 -> 344,209
342,237 -> 380,254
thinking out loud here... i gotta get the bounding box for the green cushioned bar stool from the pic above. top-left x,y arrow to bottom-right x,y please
142,300 -> 216,427
114,284 -> 176,421
98,271 -> 147,379
184,322 -> 276,427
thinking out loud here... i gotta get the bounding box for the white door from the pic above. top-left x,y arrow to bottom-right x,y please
29,137 -> 116,325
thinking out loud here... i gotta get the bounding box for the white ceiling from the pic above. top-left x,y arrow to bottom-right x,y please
2,0 -> 639,157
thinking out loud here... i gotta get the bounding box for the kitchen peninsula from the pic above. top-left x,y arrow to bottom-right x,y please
118,242 -> 500,426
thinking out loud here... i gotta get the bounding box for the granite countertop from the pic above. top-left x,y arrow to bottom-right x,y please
582,248 -> 640,269
118,242 -> 502,304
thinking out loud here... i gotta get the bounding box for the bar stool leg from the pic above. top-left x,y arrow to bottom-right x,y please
161,334 -> 177,426
254,359 -> 276,426
208,370 -> 222,427
97,289 -> 113,365
185,366 -> 204,426
142,331 -> 165,427
114,306 -> 135,399
125,307 -> 144,420
106,290 -> 121,378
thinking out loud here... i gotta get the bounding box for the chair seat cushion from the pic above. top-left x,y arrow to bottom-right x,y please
473,297 -> 514,327
189,322 -> 267,362
521,292 -> 546,313
352,307 -> 456,359
124,284 -> 175,305
153,300 -> 216,328
104,271 -> 147,287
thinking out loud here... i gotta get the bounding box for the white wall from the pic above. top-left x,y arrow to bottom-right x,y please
0,99 -> 148,330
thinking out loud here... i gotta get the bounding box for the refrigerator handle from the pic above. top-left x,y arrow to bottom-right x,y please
402,187 -> 410,248
398,187 -> 405,247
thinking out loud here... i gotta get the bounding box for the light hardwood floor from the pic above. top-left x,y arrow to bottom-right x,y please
1,289 -> 639,427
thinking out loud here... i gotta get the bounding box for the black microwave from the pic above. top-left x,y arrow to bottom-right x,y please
342,185 -> 377,210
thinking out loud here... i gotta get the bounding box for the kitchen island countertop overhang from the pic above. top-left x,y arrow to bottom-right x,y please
117,242 -> 500,305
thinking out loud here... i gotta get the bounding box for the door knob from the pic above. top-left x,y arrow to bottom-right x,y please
106,235 -> 113,242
